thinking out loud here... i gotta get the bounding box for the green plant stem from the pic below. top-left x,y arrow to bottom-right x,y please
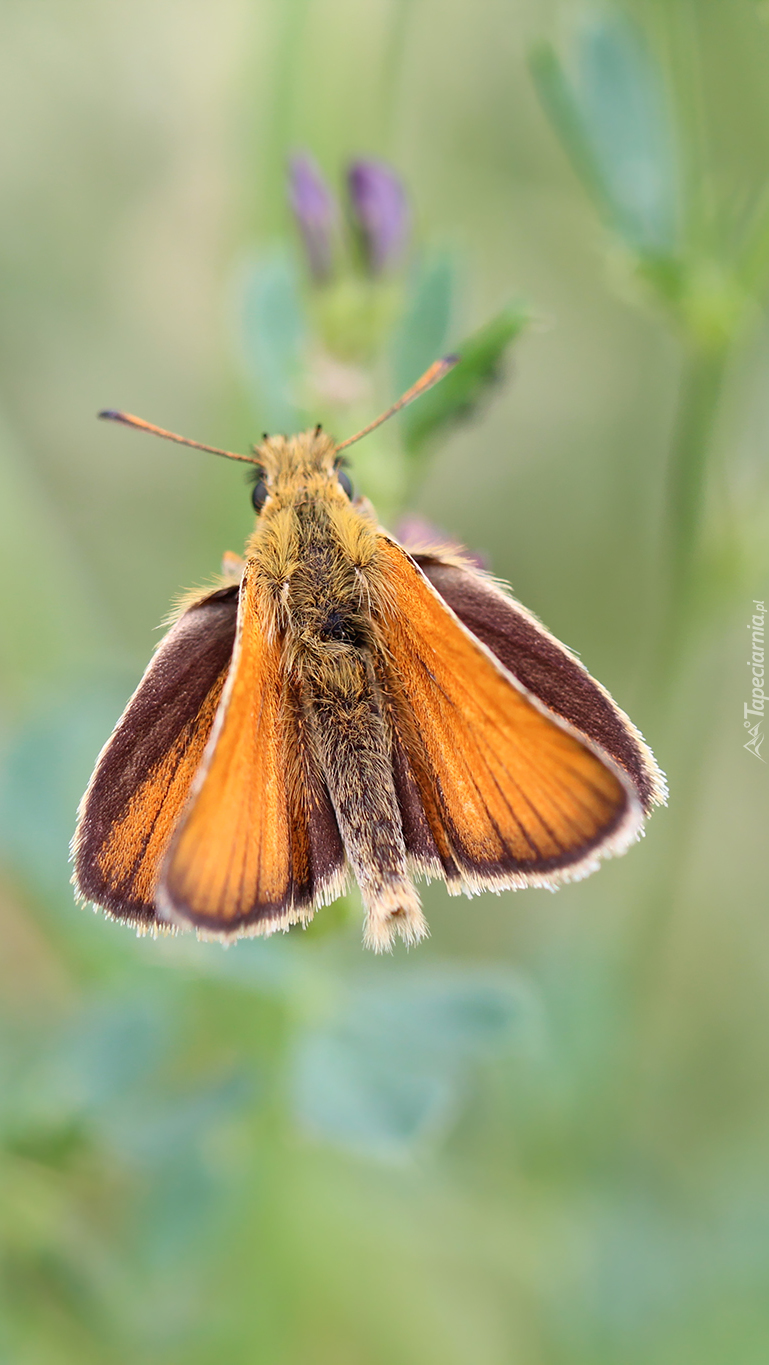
618,336 -> 731,1114
656,342 -> 728,685
379,0 -> 414,144
259,0 -> 311,239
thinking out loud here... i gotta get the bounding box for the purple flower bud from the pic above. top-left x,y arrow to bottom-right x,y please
288,153 -> 338,282
347,159 -> 410,274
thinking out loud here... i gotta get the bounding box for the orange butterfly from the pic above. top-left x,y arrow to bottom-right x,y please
73,359 -> 666,951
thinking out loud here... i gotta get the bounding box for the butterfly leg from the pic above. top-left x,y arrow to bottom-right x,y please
221,551 -> 246,581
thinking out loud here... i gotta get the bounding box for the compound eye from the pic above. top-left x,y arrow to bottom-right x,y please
337,469 -> 353,500
251,478 -> 268,513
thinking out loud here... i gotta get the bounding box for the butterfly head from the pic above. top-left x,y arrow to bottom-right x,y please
249,428 -> 355,519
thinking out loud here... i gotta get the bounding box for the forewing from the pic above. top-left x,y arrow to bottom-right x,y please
375,540 -> 643,890
414,552 -> 666,813
159,561 -> 345,936
73,586 -> 239,925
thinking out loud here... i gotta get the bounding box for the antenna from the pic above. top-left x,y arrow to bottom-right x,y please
98,353 -> 459,466
97,410 -> 261,466
334,355 -> 458,454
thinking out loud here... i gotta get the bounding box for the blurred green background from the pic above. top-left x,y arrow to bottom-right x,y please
1,1 -> 769,1361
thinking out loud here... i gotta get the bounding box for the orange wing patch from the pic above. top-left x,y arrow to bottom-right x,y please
159,562 -> 343,935
73,588 -> 239,927
96,679 -> 226,909
375,540 -> 641,889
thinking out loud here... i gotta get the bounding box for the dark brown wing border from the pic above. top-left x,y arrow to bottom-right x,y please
414,553 -> 666,814
72,587 -> 240,926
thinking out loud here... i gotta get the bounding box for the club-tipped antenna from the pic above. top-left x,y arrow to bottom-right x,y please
97,410 -> 261,466
334,355 -> 459,454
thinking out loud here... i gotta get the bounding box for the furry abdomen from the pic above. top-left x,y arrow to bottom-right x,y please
301,644 -> 427,950
270,508 -> 426,949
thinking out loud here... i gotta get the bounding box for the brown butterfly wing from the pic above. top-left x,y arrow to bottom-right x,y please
158,561 -> 345,937
413,552 -> 666,813
73,586 -> 240,926
375,539 -> 644,891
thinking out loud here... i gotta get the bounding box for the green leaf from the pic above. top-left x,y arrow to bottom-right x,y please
291,967 -> 535,1159
530,42 -> 610,219
0,687 -> 135,901
401,305 -> 529,456
392,249 -> 456,397
21,998 -> 172,1127
531,17 -> 680,258
293,1031 -> 454,1159
237,250 -> 308,434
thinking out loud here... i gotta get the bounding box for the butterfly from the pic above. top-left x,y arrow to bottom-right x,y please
73,358 -> 666,950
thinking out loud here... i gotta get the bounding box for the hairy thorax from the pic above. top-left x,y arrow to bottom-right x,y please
247,494 -> 386,695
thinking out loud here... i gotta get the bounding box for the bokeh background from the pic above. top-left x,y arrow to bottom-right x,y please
1,1 -> 769,1362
